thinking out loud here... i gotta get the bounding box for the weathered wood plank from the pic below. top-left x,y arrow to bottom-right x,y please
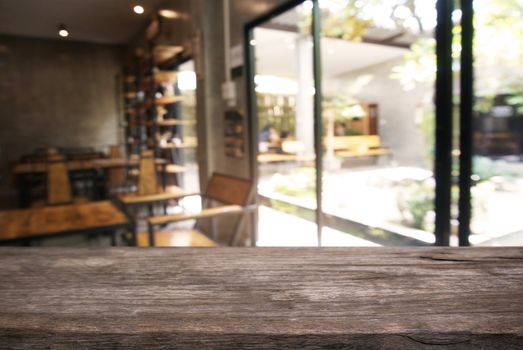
0,247 -> 521,349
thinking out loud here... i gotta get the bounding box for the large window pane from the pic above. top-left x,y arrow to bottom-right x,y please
253,4 -> 318,246
319,0 -> 437,246
470,0 -> 523,246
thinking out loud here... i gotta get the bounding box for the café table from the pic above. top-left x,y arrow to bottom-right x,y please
11,157 -> 168,174
0,200 -> 132,246
116,185 -> 196,207
0,247 -> 521,348
12,158 -> 168,207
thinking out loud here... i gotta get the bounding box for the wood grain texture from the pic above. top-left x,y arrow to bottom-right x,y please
0,201 -> 129,242
0,247 -> 521,349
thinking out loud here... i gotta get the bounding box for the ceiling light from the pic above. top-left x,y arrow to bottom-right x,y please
58,24 -> 69,38
133,5 -> 145,14
158,9 -> 180,19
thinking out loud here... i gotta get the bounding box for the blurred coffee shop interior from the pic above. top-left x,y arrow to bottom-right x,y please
0,0 -> 521,248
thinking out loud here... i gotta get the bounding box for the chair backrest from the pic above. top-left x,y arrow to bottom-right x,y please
205,173 -> 252,206
106,145 -> 126,189
46,154 -> 73,205
109,145 -> 122,158
138,150 -> 158,195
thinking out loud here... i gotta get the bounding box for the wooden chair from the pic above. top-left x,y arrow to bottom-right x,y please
43,153 -> 93,206
138,150 -> 160,195
146,173 -> 255,247
105,145 -> 128,193
46,154 -> 73,205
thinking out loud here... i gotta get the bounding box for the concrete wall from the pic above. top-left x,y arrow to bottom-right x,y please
193,0 -> 290,187
189,0 -> 289,245
0,35 -> 123,193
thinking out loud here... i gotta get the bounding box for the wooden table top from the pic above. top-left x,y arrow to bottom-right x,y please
0,247 -> 521,348
12,158 -> 167,174
116,186 -> 197,205
0,201 -> 129,242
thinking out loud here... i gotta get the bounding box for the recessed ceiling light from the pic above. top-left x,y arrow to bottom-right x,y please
133,5 -> 144,14
58,24 -> 69,38
158,9 -> 180,19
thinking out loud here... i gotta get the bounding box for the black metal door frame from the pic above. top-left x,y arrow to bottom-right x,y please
244,0 -> 472,246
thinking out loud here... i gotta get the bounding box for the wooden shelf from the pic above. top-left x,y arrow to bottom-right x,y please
124,75 -> 136,84
159,144 -> 197,150
123,30 -> 196,177
164,164 -> 188,173
136,96 -> 182,109
130,120 -> 154,127
159,139 -> 198,149
154,71 -> 178,84
155,119 -> 195,126
155,96 -> 183,105
153,45 -> 183,65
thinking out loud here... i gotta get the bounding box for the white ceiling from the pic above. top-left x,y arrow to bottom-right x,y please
0,0 -> 168,45
254,27 -> 407,79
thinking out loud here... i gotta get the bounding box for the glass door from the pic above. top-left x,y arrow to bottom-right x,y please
249,2 -> 319,246
318,0 -> 438,246
468,0 -> 523,246
246,0 -> 453,247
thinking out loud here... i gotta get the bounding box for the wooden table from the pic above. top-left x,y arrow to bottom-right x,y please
12,158 -> 169,208
0,247 -> 521,348
115,186 -> 196,221
116,186 -> 196,206
115,187 -> 197,245
11,157 -> 168,174
0,201 -> 131,245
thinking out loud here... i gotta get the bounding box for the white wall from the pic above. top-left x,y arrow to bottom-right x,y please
325,57 -> 434,167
